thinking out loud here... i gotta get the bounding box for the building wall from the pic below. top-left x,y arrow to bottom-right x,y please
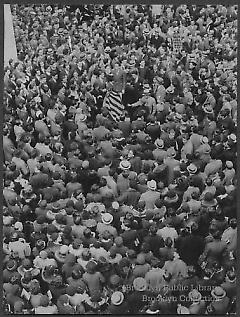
4,4 -> 17,66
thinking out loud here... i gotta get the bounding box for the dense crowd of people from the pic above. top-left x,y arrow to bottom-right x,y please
3,4 -> 237,314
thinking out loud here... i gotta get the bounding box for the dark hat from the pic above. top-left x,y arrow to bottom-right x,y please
202,192 -> 217,207
36,215 -> 46,224
47,224 -> 57,234
86,260 -> 97,273
165,190 -> 178,203
66,285 -> 77,296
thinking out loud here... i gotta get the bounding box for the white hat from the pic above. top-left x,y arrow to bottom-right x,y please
78,113 -> 87,122
82,160 -> 89,169
228,134 -> 236,143
147,180 -> 157,191
154,138 -> 164,149
111,291 -> 124,305
226,161 -> 233,169
3,216 -> 13,226
119,160 -> 131,170
225,184 -> 235,194
101,213 -> 113,225
133,277 -> 147,291
58,245 -> 69,256
143,83 -> 151,94
128,150 -> 134,158
14,222 -> 23,231
167,147 -> 176,158
112,202 -> 119,210
187,163 -> 197,174
211,287 -> 226,300
201,136 -> 209,144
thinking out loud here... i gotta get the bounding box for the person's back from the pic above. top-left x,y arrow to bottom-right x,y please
3,135 -> 15,162
140,190 -> 160,210
145,267 -> 165,292
178,233 -> 205,266
204,237 -> 228,264
118,188 -> 141,207
188,300 -> 206,314
221,279 -> 236,299
120,229 -> 137,249
82,271 -> 105,296
209,294 -> 230,314
144,234 -> 164,257
164,157 -> 180,184
118,120 -> 132,137
117,174 -> 130,195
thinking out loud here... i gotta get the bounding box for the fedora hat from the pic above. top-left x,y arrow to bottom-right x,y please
187,163 -> 197,174
109,274 -> 121,286
147,180 -> 157,191
143,84 -> 151,94
202,192 -> 217,207
211,286 -> 226,300
55,245 -> 69,261
101,213 -> 113,225
111,291 -> 124,306
85,219 -> 97,228
201,136 -> 209,144
77,113 -> 87,122
228,134 -> 236,143
112,201 -> 119,210
203,105 -> 214,114
128,59 -> 136,67
143,28 -> 150,36
133,277 -> 147,291
165,190 -> 178,203
155,138 -> 164,149
52,202 -> 60,212
167,147 -> 176,158
119,160 -> 131,171
177,305 -> 190,314
226,161 -> 233,169
188,289 -> 202,303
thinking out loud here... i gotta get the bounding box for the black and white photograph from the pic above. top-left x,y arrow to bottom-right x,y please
3,4 -> 237,315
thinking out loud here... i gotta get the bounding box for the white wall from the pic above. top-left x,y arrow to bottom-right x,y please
4,4 -> 18,66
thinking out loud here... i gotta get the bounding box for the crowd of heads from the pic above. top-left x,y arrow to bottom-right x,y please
3,4 -> 237,314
